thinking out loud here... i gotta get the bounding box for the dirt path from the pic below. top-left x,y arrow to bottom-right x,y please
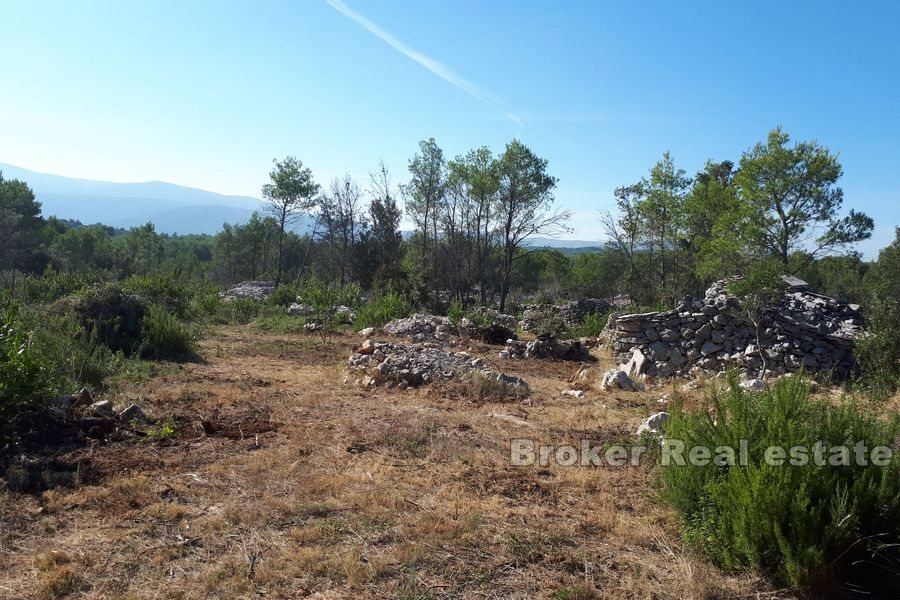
0,326 -> 788,599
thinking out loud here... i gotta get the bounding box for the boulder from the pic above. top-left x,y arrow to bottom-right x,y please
636,411 -> 670,435
601,369 -> 638,392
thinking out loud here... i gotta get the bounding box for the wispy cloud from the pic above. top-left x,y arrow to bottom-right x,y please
325,0 -> 521,126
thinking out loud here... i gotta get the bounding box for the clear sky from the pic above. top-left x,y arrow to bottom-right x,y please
1,0 -> 898,255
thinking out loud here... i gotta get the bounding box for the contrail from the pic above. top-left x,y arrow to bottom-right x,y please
325,0 -> 522,126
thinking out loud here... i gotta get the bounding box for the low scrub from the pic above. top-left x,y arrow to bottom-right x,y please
0,303 -> 52,422
660,375 -> 900,591
573,310 -> 609,337
355,292 -> 410,329
139,305 -> 197,361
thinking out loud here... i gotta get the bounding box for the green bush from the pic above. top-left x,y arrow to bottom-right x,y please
139,305 -> 197,361
227,297 -> 261,324
660,374 -> 900,589
447,300 -> 463,326
356,292 -> 411,329
76,284 -> 147,356
122,273 -> 195,319
573,310 -> 609,337
0,302 -> 52,423
267,284 -> 299,307
15,268 -> 100,304
858,230 -> 900,396
189,292 -> 225,323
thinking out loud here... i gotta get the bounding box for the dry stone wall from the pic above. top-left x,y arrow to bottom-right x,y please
613,279 -> 863,380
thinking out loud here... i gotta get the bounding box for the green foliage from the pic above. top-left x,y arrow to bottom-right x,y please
355,292 -> 411,329
736,128 -> 873,266
76,284 -> 148,355
254,314 -> 307,333
122,273 -> 194,318
447,300 -> 463,325
0,302 -> 51,422
660,375 -> 900,588
188,292 -> 225,323
142,419 -> 178,441
267,284 -> 299,307
573,310 -> 609,337
857,229 -> 900,395
139,305 -> 196,361
227,297 -> 261,324
14,268 -> 99,303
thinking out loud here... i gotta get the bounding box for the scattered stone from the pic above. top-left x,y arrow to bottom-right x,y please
358,339 -> 375,355
562,389 -> 585,399
89,400 -> 115,416
119,403 -> 147,422
601,369 -> 638,392
636,411 -> 670,435
358,327 -> 375,337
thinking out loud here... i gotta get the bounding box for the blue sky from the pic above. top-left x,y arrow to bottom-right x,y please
1,0 -> 898,255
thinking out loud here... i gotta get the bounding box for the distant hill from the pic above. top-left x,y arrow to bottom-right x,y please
524,237 -> 601,249
0,163 -> 266,235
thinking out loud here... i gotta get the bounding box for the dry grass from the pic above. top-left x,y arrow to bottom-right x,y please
0,326 -> 796,599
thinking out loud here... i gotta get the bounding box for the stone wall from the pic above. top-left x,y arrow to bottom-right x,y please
613,279 -> 863,380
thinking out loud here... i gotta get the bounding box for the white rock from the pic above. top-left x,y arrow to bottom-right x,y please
562,389 -> 585,399
740,378 -> 767,391
358,327 -> 375,337
601,369 -> 637,392
637,411 -> 670,435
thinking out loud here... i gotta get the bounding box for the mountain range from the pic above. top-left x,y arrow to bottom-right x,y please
0,162 -> 600,247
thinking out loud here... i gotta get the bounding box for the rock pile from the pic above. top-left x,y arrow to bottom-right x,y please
220,281 -> 276,302
382,312 -> 516,345
346,340 -> 529,394
520,298 -> 611,333
461,307 -> 518,331
503,333 -> 594,362
383,314 -> 455,342
613,278 -> 863,380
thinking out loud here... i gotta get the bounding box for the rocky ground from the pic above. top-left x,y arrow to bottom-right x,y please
0,325 -> 802,599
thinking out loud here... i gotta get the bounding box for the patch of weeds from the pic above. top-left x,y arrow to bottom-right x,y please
142,419 -> 178,441
254,314 -> 307,333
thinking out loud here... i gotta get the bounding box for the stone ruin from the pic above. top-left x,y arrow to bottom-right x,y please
502,333 -> 595,362
346,340 -> 529,395
520,298 -> 611,333
613,277 -> 864,380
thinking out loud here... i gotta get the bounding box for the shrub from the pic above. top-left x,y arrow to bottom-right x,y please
660,374 -> 900,589
356,292 -> 411,329
76,284 -> 147,356
447,300 -> 463,326
139,305 -> 196,361
122,273 -> 195,319
0,302 -> 52,423
573,310 -> 609,338
15,269 -> 100,304
228,297 -> 261,324
188,292 -> 225,323
267,284 -> 299,307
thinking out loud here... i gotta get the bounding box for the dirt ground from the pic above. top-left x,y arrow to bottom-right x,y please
0,326 -> 795,599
